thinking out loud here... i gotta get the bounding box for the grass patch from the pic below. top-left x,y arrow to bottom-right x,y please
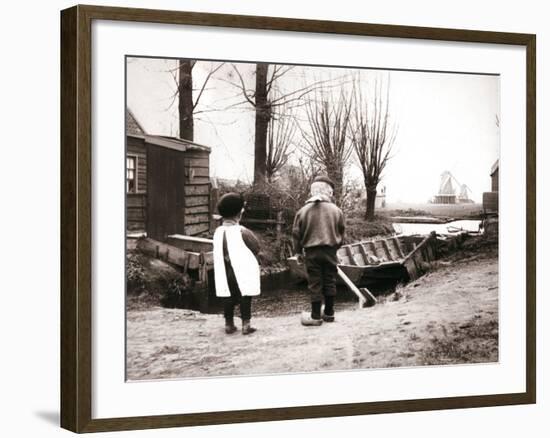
421,318 -> 499,365
379,202 -> 483,219
344,215 -> 394,244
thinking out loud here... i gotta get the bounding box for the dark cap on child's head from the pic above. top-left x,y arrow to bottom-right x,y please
217,192 -> 245,218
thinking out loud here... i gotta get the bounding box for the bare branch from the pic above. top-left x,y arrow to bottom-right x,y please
230,64 -> 255,106
298,86 -> 354,205
266,106 -> 298,181
192,62 -> 226,110
266,65 -> 295,95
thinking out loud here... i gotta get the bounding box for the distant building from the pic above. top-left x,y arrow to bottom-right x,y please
126,109 -> 212,238
457,184 -> 474,204
490,159 -> 499,192
432,171 -> 457,204
375,186 -> 387,208
432,170 -> 473,204
483,160 -> 499,214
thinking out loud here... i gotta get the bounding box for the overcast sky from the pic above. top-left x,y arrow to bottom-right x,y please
126,57 -> 499,203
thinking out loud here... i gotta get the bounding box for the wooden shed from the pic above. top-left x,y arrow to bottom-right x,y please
482,159 -> 499,214
126,109 -> 212,239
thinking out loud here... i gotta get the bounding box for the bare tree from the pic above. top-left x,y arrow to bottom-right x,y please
168,60 -> 225,141
351,75 -> 397,220
266,109 -> 297,182
300,88 -> 354,205
228,64 -> 346,185
253,63 -> 270,183
177,60 -> 194,140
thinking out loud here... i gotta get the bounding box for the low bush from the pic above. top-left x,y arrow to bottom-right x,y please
126,253 -> 146,294
158,270 -> 194,309
126,252 -> 195,310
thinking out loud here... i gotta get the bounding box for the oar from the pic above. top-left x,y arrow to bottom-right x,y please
336,266 -> 376,308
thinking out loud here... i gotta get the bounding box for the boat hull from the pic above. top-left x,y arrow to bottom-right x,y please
288,258 -> 406,288
288,233 -> 442,289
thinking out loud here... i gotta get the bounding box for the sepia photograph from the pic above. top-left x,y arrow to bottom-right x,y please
125,57 -> 499,381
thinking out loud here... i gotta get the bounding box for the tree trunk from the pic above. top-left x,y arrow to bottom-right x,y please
326,162 -> 344,206
254,63 -> 270,185
178,59 -> 194,141
365,186 -> 377,221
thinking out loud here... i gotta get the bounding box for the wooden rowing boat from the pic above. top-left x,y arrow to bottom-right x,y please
288,232 -> 440,288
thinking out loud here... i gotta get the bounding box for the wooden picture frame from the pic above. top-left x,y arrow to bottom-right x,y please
60,4 -> 536,433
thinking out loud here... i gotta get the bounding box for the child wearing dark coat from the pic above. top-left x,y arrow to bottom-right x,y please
213,193 -> 262,335
292,176 -> 345,326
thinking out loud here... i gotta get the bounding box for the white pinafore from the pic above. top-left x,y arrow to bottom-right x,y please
213,224 -> 261,297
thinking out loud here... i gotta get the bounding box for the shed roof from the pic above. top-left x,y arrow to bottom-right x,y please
126,109 -> 146,136
144,135 -> 211,153
126,108 -> 211,153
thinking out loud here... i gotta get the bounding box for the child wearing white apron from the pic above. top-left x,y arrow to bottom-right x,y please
213,193 -> 262,335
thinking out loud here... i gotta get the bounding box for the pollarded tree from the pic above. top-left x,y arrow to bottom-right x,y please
351,75 -> 397,220
266,108 -> 297,183
300,88 -> 354,205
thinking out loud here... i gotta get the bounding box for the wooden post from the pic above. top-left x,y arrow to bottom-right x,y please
209,178 -> 220,233
276,210 -> 283,241
276,210 -> 284,259
198,251 -> 205,284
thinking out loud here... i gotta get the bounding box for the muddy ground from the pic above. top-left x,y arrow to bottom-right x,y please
126,238 -> 498,380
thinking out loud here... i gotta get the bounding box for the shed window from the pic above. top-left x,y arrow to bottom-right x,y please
126,156 -> 137,193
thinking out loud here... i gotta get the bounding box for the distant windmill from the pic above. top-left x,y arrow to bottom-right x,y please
458,184 -> 474,203
432,171 -> 473,204
439,171 -> 455,195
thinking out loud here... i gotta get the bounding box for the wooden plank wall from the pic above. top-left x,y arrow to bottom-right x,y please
483,192 -> 499,213
127,136 -> 147,230
491,168 -> 499,192
146,145 -> 186,241
127,136 -> 147,192
184,150 -> 211,236
127,194 -> 146,230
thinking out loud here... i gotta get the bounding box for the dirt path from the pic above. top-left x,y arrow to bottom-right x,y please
126,253 -> 498,380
